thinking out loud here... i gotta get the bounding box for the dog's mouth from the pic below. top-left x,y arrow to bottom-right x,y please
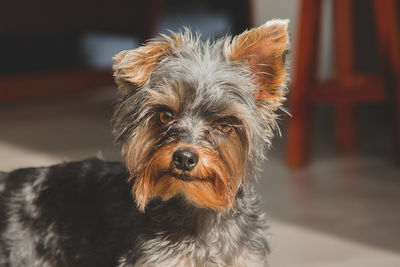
165,170 -> 203,182
170,172 -> 195,181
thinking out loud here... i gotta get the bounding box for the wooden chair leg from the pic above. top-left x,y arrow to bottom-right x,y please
334,0 -> 357,152
286,0 -> 322,167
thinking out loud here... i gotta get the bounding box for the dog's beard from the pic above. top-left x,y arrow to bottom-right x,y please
128,144 -> 244,211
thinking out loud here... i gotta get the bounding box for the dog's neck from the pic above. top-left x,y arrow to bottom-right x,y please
122,185 -> 269,266
143,186 -> 250,229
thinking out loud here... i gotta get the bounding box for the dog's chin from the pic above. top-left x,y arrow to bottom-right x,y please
142,172 -> 233,211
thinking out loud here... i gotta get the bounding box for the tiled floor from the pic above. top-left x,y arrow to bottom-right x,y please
1,91 -> 400,266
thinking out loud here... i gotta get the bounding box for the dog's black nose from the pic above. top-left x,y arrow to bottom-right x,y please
173,149 -> 199,171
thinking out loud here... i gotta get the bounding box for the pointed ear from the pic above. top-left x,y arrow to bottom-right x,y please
112,34 -> 182,91
229,19 -> 290,104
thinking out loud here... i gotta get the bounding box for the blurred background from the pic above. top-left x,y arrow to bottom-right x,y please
1,0 -> 400,266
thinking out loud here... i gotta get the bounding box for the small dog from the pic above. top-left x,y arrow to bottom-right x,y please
0,20 -> 289,267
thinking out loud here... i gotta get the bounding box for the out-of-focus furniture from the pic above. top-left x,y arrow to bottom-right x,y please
0,0 -> 253,101
0,0 -> 164,101
286,0 -> 400,167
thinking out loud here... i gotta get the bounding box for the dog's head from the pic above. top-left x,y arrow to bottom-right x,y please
112,20 -> 290,211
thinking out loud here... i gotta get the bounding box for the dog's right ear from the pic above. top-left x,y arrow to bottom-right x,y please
113,33 -> 182,92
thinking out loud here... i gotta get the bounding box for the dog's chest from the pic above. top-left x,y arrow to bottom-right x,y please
127,245 -> 267,267
116,195 -> 270,267
119,217 -> 268,267
131,252 -> 267,267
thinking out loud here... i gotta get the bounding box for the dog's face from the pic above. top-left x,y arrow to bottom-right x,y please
112,20 -> 289,211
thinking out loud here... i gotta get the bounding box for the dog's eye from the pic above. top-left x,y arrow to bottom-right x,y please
159,110 -> 174,124
216,123 -> 232,134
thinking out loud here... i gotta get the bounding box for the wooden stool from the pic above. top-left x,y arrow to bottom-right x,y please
286,0 -> 400,167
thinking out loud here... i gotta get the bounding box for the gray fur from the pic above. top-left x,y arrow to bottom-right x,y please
0,22 -> 289,266
112,29 -> 287,266
113,30 -> 277,185
120,188 -> 269,267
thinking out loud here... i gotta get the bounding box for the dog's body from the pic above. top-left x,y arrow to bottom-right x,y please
0,158 -> 267,267
0,159 -> 134,267
0,20 -> 289,266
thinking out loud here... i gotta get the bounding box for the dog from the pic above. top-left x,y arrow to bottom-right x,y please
0,19 -> 289,267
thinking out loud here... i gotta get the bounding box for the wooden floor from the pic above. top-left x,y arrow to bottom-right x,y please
1,91 -> 400,266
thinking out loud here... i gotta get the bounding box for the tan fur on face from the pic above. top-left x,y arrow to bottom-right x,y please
229,19 -> 290,104
129,142 -> 245,212
216,128 -> 248,189
123,125 -> 159,178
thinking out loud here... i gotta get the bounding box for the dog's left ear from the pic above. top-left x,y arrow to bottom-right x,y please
229,19 -> 290,105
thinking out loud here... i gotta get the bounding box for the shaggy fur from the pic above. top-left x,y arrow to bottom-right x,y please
0,20 -> 289,267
